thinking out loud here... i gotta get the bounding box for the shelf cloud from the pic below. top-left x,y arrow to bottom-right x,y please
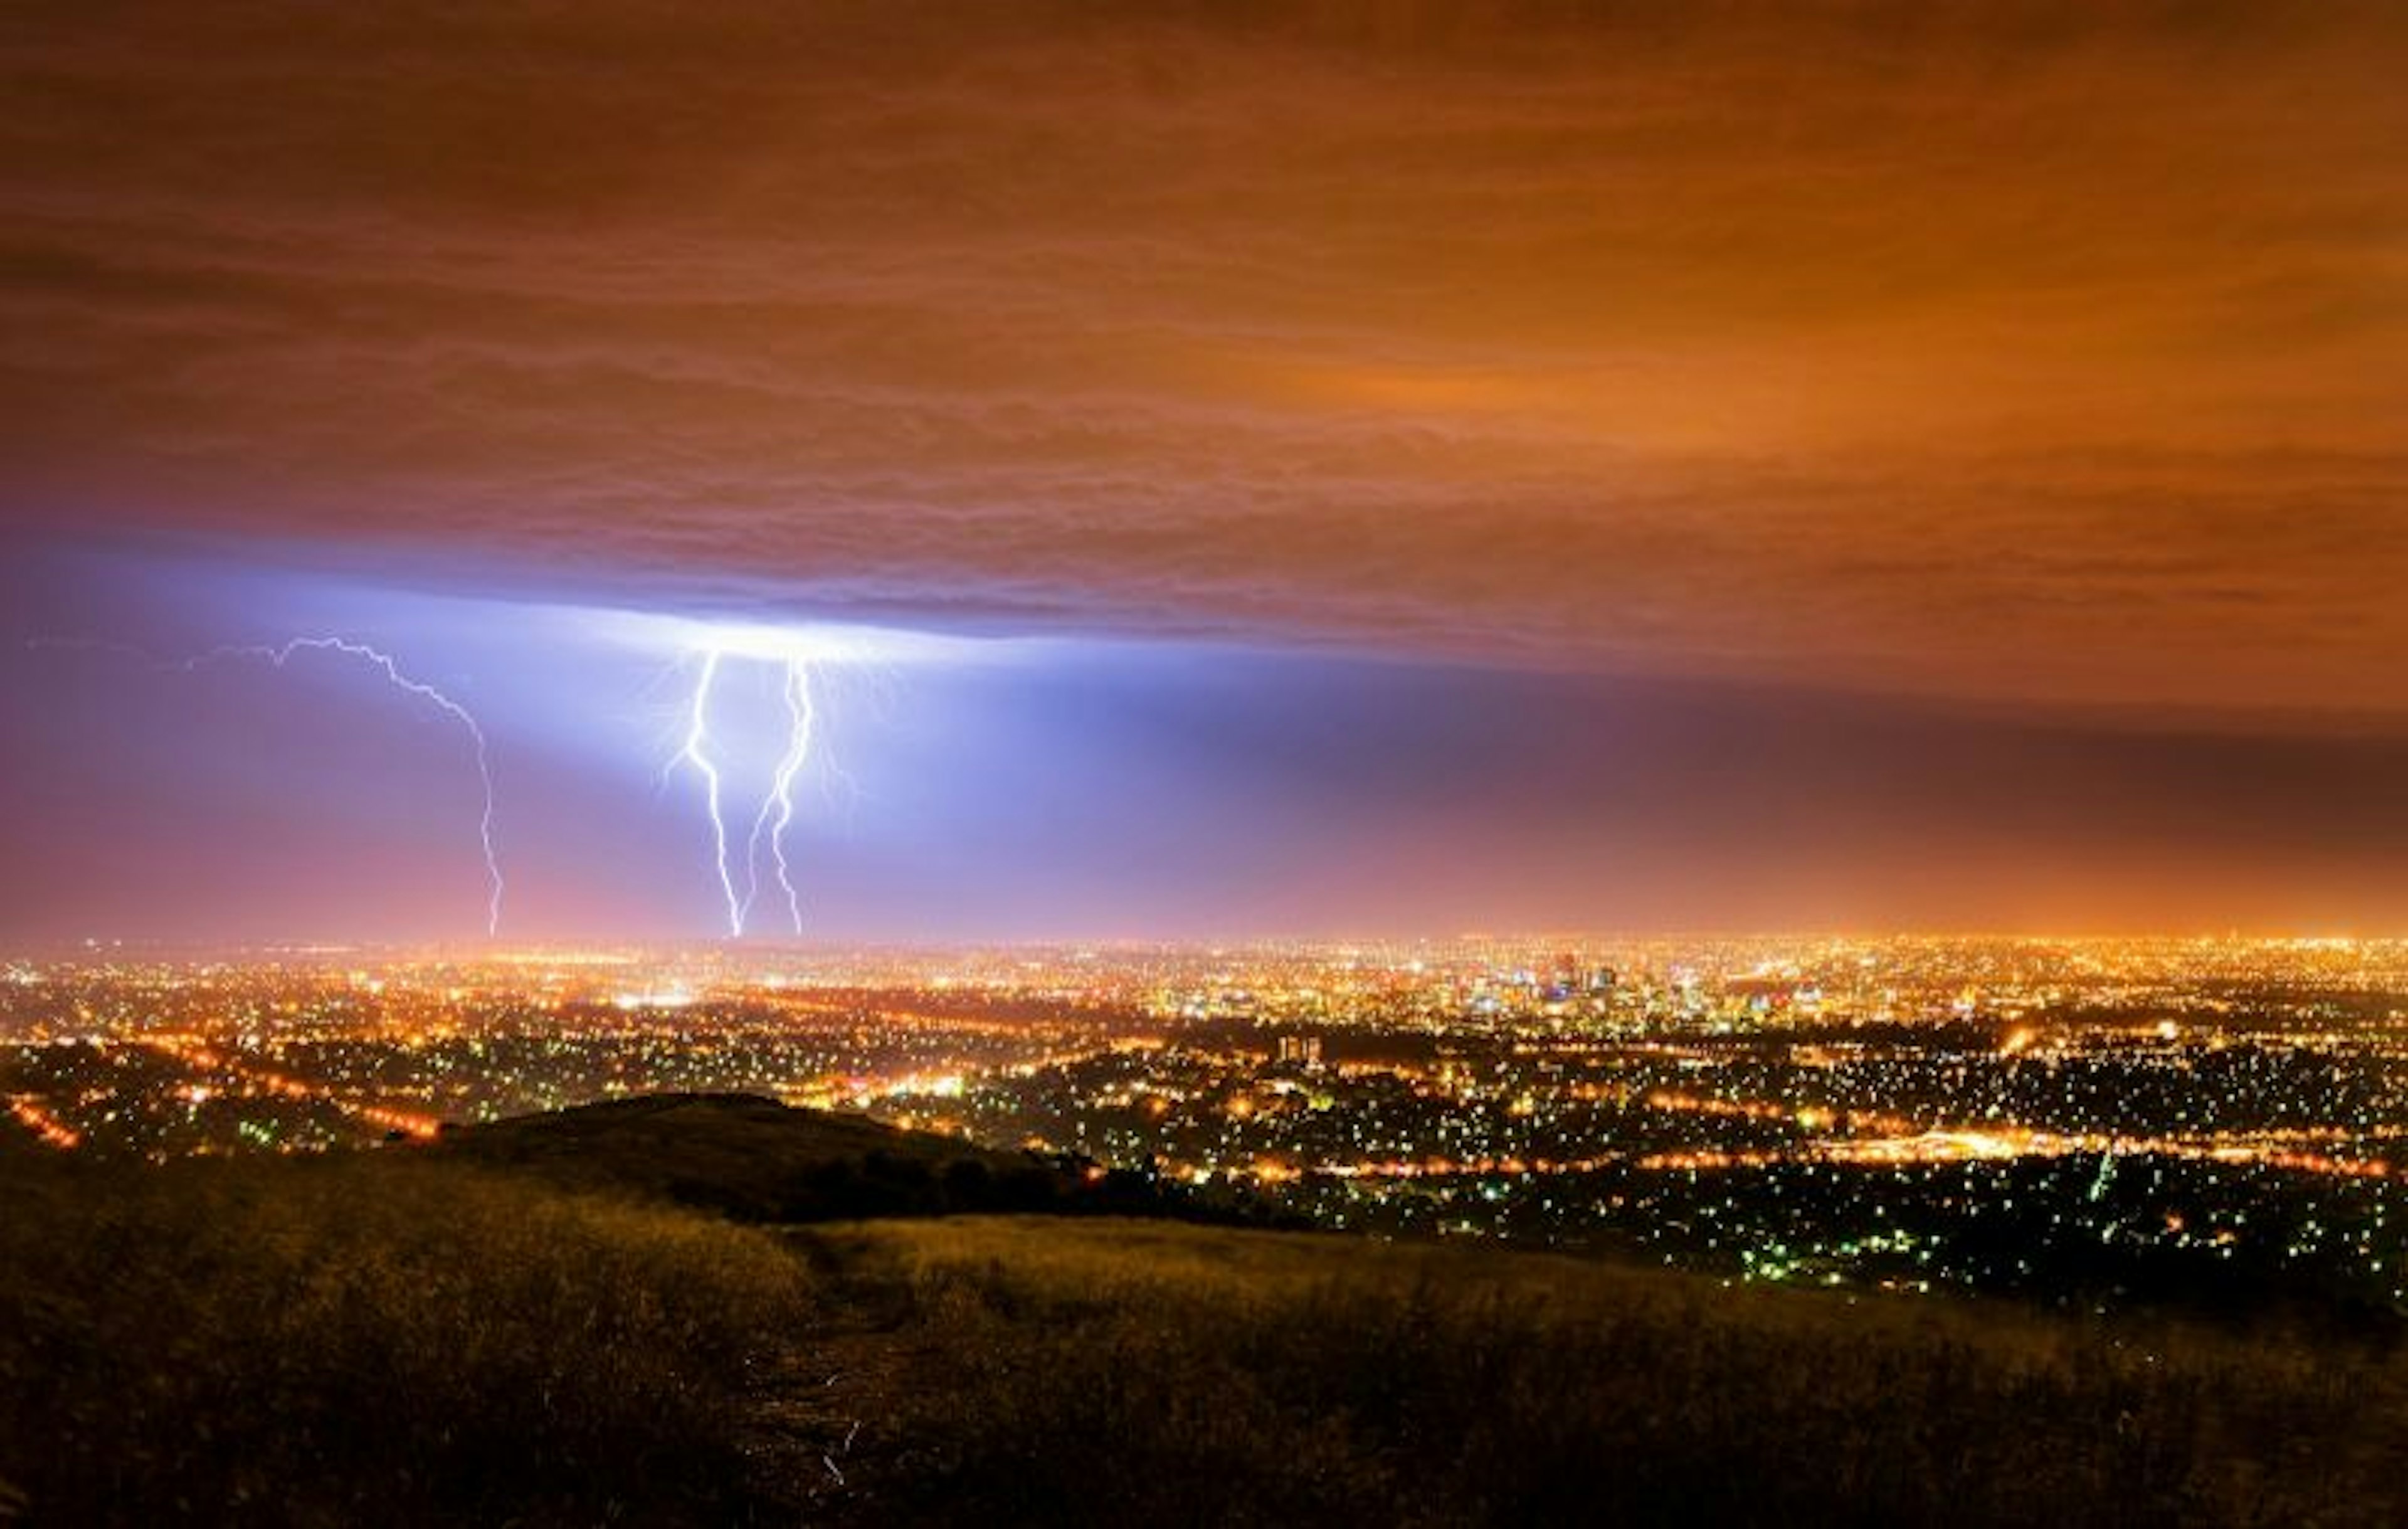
6,2 -> 2405,716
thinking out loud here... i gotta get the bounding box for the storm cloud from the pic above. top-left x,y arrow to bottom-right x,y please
6,2 -> 2406,716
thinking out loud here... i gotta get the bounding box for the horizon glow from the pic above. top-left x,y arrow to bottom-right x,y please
14,546 -> 2408,947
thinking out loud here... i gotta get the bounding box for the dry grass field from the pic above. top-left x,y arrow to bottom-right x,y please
4,1101 -> 2403,1525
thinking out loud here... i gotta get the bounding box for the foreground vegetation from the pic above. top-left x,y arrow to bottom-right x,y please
0,1143 -> 808,1525
6,1098 -> 2408,1524
806,1219 -> 2404,1527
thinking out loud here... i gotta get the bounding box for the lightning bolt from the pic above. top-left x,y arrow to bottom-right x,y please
742,659 -> 813,936
677,647 -> 816,939
37,634 -> 505,936
679,648 -> 743,938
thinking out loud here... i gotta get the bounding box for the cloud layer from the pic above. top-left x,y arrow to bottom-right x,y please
6,3 -> 2406,714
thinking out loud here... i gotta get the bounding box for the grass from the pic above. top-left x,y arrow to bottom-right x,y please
420,1092 -> 1264,1225
0,1148 -> 809,1525
6,1101 -> 2408,1525
803,1217 -> 2406,1528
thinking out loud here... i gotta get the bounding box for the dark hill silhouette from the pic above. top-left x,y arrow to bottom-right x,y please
416,1091 -> 1272,1226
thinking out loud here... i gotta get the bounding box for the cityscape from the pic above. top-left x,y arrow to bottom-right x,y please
9,2 -> 2408,1520
13,934 -> 2407,1313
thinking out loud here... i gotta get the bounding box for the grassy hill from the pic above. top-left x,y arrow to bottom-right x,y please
4,1098 -> 2405,1525
417,1091 -> 1267,1225
421,1091 -> 1038,1218
799,1217 -> 2402,1527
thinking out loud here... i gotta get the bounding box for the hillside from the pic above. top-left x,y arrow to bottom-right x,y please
4,1098 -> 2406,1525
421,1091 -> 1030,1218
413,1091 -> 1262,1225
788,1217 -> 2405,1527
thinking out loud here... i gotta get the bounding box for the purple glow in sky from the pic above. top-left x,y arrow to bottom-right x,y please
9,537 -> 2408,946
6,4 -> 2408,943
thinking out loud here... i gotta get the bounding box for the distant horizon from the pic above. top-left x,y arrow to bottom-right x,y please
14,925 -> 2406,961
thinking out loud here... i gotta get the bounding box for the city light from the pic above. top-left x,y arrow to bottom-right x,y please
11,934 -> 2408,1306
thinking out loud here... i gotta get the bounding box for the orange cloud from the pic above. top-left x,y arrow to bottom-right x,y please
4,2 -> 2405,717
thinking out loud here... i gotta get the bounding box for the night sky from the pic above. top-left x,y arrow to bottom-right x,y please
4,3 -> 2406,944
